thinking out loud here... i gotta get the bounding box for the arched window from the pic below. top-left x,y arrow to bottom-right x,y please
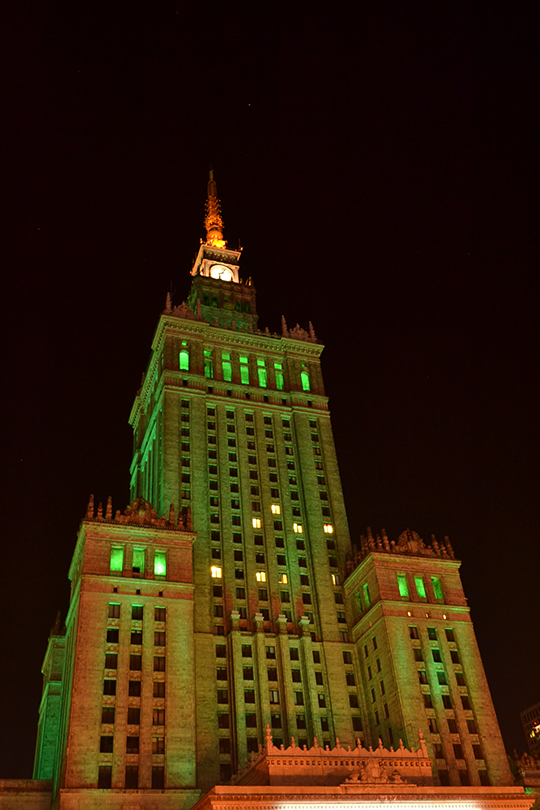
300,369 -> 310,392
179,346 -> 189,371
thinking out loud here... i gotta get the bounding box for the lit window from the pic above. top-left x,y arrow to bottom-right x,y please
300,368 -> 310,392
331,573 -> 340,585
431,576 -> 444,600
271,504 -> 281,514
274,362 -> 284,390
397,573 -> 409,598
204,349 -> 213,379
293,523 -> 303,533
154,551 -> 167,577
252,518 -> 262,528
362,582 -> 371,608
323,524 -> 333,534
279,573 -> 288,584
211,566 -> 222,578
414,576 -> 427,599
110,546 -> 124,573
256,571 -> 267,582
257,358 -> 267,388
179,343 -> 189,371
222,352 -> 232,382
239,356 -> 250,384
132,548 -> 145,575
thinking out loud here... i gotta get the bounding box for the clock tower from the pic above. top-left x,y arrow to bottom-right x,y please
187,170 -> 258,331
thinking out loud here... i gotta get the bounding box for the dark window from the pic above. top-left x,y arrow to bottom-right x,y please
244,690 -> 255,703
414,649 -> 424,662
343,651 -> 352,664
432,649 -> 442,663
437,671 -> 448,685
128,680 -> 141,696
353,717 -> 362,731
448,718 -> 458,733
154,631 -> 166,646
267,667 -> 277,680
216,645 -> 226,658
424,694 -> 434,708
217,689 -> 228,704
155,607 -> 166,622
451,650 -> 460,664
106,628 -> 119,643
132,605 -> 143,620
126,736 -> 139,754
152,767 -> 164,789
101,706 -> 115,724
219,738 -> 231,754
346,672 -> 355,686
127,707 -> 140,725
427,627 -> 438,640
218,713 -> 229,728
131,630 -> 142,645
100,735 -> 114,753
103,679 -> 116,695
461,696 -> 472,710
313,651 -> 321,664
294,692 -> 304,705
153,681 -> 165,697
467,718 -> 478,734
445,628 -> 455,642
98,766 -> 112,788
349,694 -> 359,708
242,645 -> 252,658
154,656 -> 166,671
130,654 -> 142,670
409,626 -> 419,639
290,648 -> 299,660
442,695 -> 452,709
245,713 -> 257,727
153,708 -> 165,726
266,646 -> 276,659
105,653 -> 117,669
291,669 -> 301,683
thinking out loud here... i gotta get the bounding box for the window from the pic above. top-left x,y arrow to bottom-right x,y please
466,719 -> 477,734
154,631 -> 166,646
300,369 -> 310,392
437,671 -> 448,685
154,656 -> 166,671
204,349 -> 213,379
244,689 -> 255,703
302,592 -> 311,604
447,718 -> 458,733
179,345 -> 189,371
293,523 -> 303,533
266,646 -> 276,659
277,554 -> 286,566
461,696 -> 472,710
153,736 -> 165,754
153,708 -> 165,726
222,352 -> 232,381
431,576 -> 444,600
103,679 -> 116,695
442,695 -> 452,709
397,573 -> 409,598
131,630 -> 142,645
153,682 -> 165,697
257,359 -> 267,387
424,694 -> 434,709
451,650 -> 460,664
216,645 -> 226,658
110,546 -> 124,573
453,743 -> 464,759
473,744 -> 483,759
100,735 -> 114,753
154,550 -> 167,577
129,654 -> 142,671
132,547 -> 145,575
239,356 -> 250,384
155,607 -> 166,622
414,649 -> 423,662
362,582 -> 371,608
428,717 -> 438,734
271,504 -> 281,514
217,689 -> 228,704
279,573 -> 288,584
409,626 -> 419,639
432,649 -> 442,663
445,628 -> 455,642
418,670 -> 428,684
343,651 -> 352,664
245,713 -> 257,727
414,576 -> 427,599
126,736 -> 139,754
152,766 -> 164,789
256,571 -> 267,582
323,523 -> 333,533
106,628 -> 119,643
108,603 -> 120,618
127,707 -> 140,725
252,517 -> 262,529
211,566 -> 222,578
98,766 -> 112,789
242,645 -> 252,658
427,627 -> 438,641
294,691 -> 304,705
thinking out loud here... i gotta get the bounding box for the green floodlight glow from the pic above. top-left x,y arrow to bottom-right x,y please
278,804 -> 482,810
222,352 -> 232,382
110,547 -> 124,572
179,349 -> 189,371
154,550 -> 167,577
300,370 -> 310,392
431,576 -> 443,600
362,582 -> 371,608
397,573 -> 409,598
274,362 -> 284,391
257,359 -> 267,388
239,356 -> 249,384
133,548 -> 145,573
204,350 -> 213,379
415,576 -> 427,599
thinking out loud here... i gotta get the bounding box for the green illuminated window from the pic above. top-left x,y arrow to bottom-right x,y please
179,342 -> 189,371
257,359 -> 267,388
362,582 -> 371,608
397,573 -> 409,598
431,576 -> 444,600
132,548 -> 145,575
204,350 -> 214,379
110,547 -> 124,573
222,352 -> 232,382
274,362 -> 284,391
154,551 -> 167,577
300,368 -> 310,392
414,576 -> 427,599
239,356 -> 250,384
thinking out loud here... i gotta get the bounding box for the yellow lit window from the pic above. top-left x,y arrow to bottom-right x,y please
252,518 -> 262,529
211,566 -> 222,579
323,523 -> 334,534
279,573 -> 288,584
293,523 -> 303,534
332,573 -> 340,585
256,571 -> 267,582
271,504 -> 281,515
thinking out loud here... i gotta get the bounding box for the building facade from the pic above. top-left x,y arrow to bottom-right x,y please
0,174 -> 530,810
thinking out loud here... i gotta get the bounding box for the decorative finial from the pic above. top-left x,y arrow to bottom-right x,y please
86,494 -> 94,519
281,315 -> 288,337
165,292 -> 172,313
169,503 -> 175,525
204,169 -> 226,248
106,496 -> 112,520
308,321 -> 316,340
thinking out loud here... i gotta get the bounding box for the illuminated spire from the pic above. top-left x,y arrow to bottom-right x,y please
204,169 -> 227,248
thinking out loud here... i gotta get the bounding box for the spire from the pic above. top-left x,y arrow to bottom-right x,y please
204,169 -> 226,248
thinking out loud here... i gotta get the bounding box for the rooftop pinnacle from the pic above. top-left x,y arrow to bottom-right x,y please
204,169 -> 226,248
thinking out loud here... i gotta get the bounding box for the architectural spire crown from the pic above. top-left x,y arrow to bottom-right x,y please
204,169 -> 226,248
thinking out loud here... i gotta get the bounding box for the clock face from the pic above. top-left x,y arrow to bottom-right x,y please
210,264 -> 233,281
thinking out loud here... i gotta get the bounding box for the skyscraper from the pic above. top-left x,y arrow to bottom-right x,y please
16,173 -> 525,810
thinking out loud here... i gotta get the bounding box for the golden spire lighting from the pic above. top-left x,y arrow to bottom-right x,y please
204,169 -> 226,248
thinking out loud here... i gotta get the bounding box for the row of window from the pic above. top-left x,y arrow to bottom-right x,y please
106,629 -> 165,645
179,347 -> 311,392
107,604 -> 166,621
397,573 -> 444,601
98,765 -> 164,789
109,548 -> 167,577
100,732 -> 165,754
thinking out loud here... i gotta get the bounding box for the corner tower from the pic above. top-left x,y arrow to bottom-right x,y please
129,173 -> 353,791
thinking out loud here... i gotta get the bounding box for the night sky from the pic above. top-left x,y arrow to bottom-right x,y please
2,3 -> 537,778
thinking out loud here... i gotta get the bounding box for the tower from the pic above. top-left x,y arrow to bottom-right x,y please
26,173 -> 517,810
